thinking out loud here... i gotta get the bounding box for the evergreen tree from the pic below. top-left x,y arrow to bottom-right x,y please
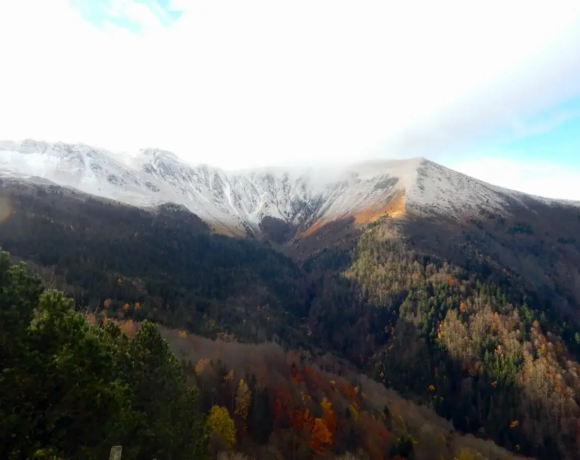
0,250 -> 207,459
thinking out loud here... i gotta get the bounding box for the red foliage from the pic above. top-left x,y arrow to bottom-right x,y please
305,366 -> 323,388
344,384 -> 360,407
290,362 -> 304,383
274,386 -> 293,423
322,407 -> 337,435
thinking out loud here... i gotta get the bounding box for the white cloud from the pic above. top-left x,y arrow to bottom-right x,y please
107,0 -> 165,31
449,157 -> 580,201
0,0 -> 580,171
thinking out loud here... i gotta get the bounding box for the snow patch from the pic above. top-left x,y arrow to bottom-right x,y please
1,140 -> 578,235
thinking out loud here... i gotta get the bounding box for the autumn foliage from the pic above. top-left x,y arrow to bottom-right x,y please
152,327 -> 520,460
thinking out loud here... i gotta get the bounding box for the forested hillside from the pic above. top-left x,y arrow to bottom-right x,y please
0,250 -> 523,459
306,219 -> 580,459
1,179 -> 580,459
0,180 -> 310,345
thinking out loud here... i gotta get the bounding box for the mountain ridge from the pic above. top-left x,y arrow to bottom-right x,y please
1,139 -> 578,240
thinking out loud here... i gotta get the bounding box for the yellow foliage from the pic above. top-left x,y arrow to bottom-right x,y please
429,385 -> 436,391
454,448 -> 482,460
195,358 -> 211,375
234,379 -> 251,421
134,302 -> 141,310
224,369 -> 234,382
178,330 -> 187,338
217,331 -> 237,342
321,397 -> 332,412
349,404 -> 359,423
207,406 -> 236,448
123,303 -> 130,311
510,420 -> 519,428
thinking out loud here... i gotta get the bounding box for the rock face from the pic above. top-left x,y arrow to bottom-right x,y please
0,139 -> 578,237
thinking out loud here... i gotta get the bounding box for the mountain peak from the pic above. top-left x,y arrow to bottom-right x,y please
139,148 -> 179,161
1,139 -> 577,238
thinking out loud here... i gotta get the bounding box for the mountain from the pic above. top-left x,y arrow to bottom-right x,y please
3,139 -> 579,315
2,139 -> 577,239
2,139 -> 580,458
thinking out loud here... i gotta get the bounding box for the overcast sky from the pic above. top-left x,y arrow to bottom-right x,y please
1,0 -> 580,199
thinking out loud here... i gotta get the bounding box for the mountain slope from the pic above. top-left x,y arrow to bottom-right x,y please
2,145 -> 580,457
2,139 -> 577,239
2,139 -> 579,318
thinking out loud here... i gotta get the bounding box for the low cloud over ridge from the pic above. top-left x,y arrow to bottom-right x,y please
1,0 -> 579,176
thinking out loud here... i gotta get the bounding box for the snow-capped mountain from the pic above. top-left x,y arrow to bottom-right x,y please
0,139 -> 576,237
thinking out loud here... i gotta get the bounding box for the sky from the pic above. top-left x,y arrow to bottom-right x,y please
0,0 -> 580,200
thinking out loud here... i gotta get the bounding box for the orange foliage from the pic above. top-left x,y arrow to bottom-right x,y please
85,313 -> 96,325
309,418 -> 332,454
321,397 -> 337,435
290,408 -> 314,430
120,319 -> 136,337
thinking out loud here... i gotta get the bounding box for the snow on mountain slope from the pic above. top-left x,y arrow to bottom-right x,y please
0,139 -> 576,237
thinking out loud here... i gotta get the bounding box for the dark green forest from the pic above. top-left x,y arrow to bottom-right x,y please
0,250 -> 206,459
0,248 -> 523,460
1,182 -> 580,459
